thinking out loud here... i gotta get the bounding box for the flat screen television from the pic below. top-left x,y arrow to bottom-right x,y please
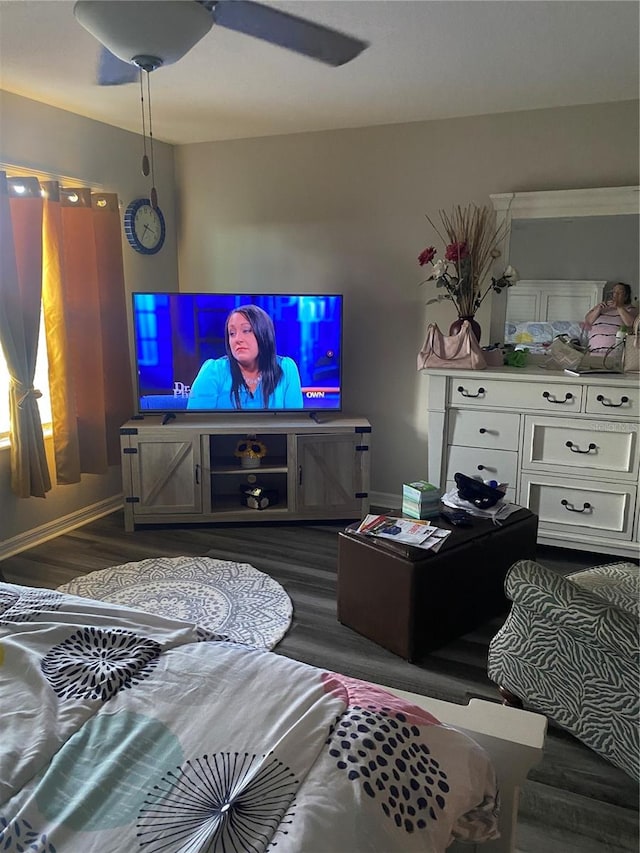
132,292 -> 343,414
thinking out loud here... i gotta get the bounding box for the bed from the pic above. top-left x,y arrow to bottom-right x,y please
503,279 -> 604,354
0,582 -> 546,853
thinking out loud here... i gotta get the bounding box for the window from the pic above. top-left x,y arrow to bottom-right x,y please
1,163 -> 131,497
0,162 -> 98,447
0,310 -> 52,444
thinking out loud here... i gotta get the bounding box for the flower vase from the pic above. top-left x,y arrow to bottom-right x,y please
449,315 -> 481,343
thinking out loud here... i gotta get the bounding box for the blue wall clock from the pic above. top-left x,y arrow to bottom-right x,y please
123,198 -> 166,255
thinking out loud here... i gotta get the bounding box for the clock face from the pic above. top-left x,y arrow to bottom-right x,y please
124,198 -> 166,255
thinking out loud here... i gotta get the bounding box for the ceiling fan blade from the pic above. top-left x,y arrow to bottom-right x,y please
211,0 -> 368,67
97,46 -> 139,85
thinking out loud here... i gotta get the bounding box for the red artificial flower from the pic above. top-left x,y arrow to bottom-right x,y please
418,246 -> 437,266
445,241 -> 469,262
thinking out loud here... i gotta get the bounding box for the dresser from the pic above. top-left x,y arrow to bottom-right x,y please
423,366 -> 639,559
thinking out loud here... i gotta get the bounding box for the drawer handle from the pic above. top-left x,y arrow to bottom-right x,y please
565,441 -> 597,455
477,464 -> 497,472
195,464 -> 200,485
457,385 -> 485,398
561,499 -> 592,513
542,391 -> 573,404
596,394 -> 629,408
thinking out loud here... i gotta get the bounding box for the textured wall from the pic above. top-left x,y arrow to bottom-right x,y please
0,91 -> 178,549
174,100 -> 639,499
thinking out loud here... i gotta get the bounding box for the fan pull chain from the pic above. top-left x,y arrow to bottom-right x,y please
146,70 -> 158,209
139,70 -> 150,177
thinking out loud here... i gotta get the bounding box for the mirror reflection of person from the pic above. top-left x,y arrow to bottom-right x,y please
187,304 -> 304,410
584,282 -> 638,352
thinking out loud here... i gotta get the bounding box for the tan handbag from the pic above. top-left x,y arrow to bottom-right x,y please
623,315 -> 640,373
417,321 -> 487,370
547,335 -> 589,371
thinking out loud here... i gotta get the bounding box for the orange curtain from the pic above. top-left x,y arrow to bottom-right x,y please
42,181 -> 82,484
46,185 -> 133,480
1,171 -> 133,496
59,187 -> 109,474
92,191 -> 134,466
0,172 -> 51,497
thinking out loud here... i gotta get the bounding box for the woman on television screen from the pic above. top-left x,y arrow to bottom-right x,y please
187,304 -> 304,410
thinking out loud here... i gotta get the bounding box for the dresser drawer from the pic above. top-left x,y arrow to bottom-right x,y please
448,410 -> 520,450
448,379 -> 583,412
585,384 -> 639,418
520,474 -> 636,541
447,446 -> 518,487
522,416 -> 639,480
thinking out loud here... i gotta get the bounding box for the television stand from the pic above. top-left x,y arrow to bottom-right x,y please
119,414 -> 371,531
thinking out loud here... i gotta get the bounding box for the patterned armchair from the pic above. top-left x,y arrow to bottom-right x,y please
487,559 -> 639,779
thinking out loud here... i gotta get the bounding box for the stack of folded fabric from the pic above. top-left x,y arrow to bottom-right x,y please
402,480 -> 442,520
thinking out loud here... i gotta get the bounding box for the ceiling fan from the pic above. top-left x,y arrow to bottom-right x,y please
73,1 -> 367,208
73,0 -> 369,85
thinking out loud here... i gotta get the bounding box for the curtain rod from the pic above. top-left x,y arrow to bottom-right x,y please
0,161 -> 107,192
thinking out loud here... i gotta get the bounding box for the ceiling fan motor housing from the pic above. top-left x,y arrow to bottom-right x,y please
73,0 -> 214,67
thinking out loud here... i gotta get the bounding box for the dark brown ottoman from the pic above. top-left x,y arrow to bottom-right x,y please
337,508 -> 538,661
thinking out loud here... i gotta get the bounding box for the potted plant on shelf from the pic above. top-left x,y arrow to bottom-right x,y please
418,203 -> 518,342
234,435 -> 267,468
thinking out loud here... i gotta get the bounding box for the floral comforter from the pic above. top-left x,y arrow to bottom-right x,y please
0,583 -> 500,853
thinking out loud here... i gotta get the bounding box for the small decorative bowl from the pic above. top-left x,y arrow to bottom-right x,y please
240,456 -> 261,469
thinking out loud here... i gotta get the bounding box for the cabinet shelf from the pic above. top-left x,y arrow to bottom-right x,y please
209,497 -> 291,516
211,459 -> 288,474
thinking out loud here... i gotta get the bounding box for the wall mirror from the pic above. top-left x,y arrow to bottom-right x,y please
489,186 -> 639,345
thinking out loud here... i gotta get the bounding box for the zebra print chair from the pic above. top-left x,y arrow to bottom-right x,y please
487,559 -> 639,779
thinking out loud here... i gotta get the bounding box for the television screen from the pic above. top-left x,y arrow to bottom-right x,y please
132,292 -> 343,413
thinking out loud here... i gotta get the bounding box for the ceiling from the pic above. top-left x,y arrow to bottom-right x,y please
1,1 -> 638,146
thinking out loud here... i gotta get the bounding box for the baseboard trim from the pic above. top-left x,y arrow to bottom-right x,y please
1,492 -> 404,560
0,496 -> 122,560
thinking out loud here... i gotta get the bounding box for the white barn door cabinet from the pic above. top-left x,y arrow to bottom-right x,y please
120,415 -> 371,531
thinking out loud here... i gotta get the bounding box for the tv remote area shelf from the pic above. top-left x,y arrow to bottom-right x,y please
119,415 -> 371,531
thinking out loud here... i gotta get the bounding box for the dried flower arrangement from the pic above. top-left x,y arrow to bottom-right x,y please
418,203 -> 518,318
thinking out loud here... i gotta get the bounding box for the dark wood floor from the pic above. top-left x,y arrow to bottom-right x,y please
1,510 -> 638,853
0,508 -> 621,589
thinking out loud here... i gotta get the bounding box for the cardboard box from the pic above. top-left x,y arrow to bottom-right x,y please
402,498 -> 440,520
402,480 -> 441,506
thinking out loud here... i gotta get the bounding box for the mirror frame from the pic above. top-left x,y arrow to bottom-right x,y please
488,185 -> 640,343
